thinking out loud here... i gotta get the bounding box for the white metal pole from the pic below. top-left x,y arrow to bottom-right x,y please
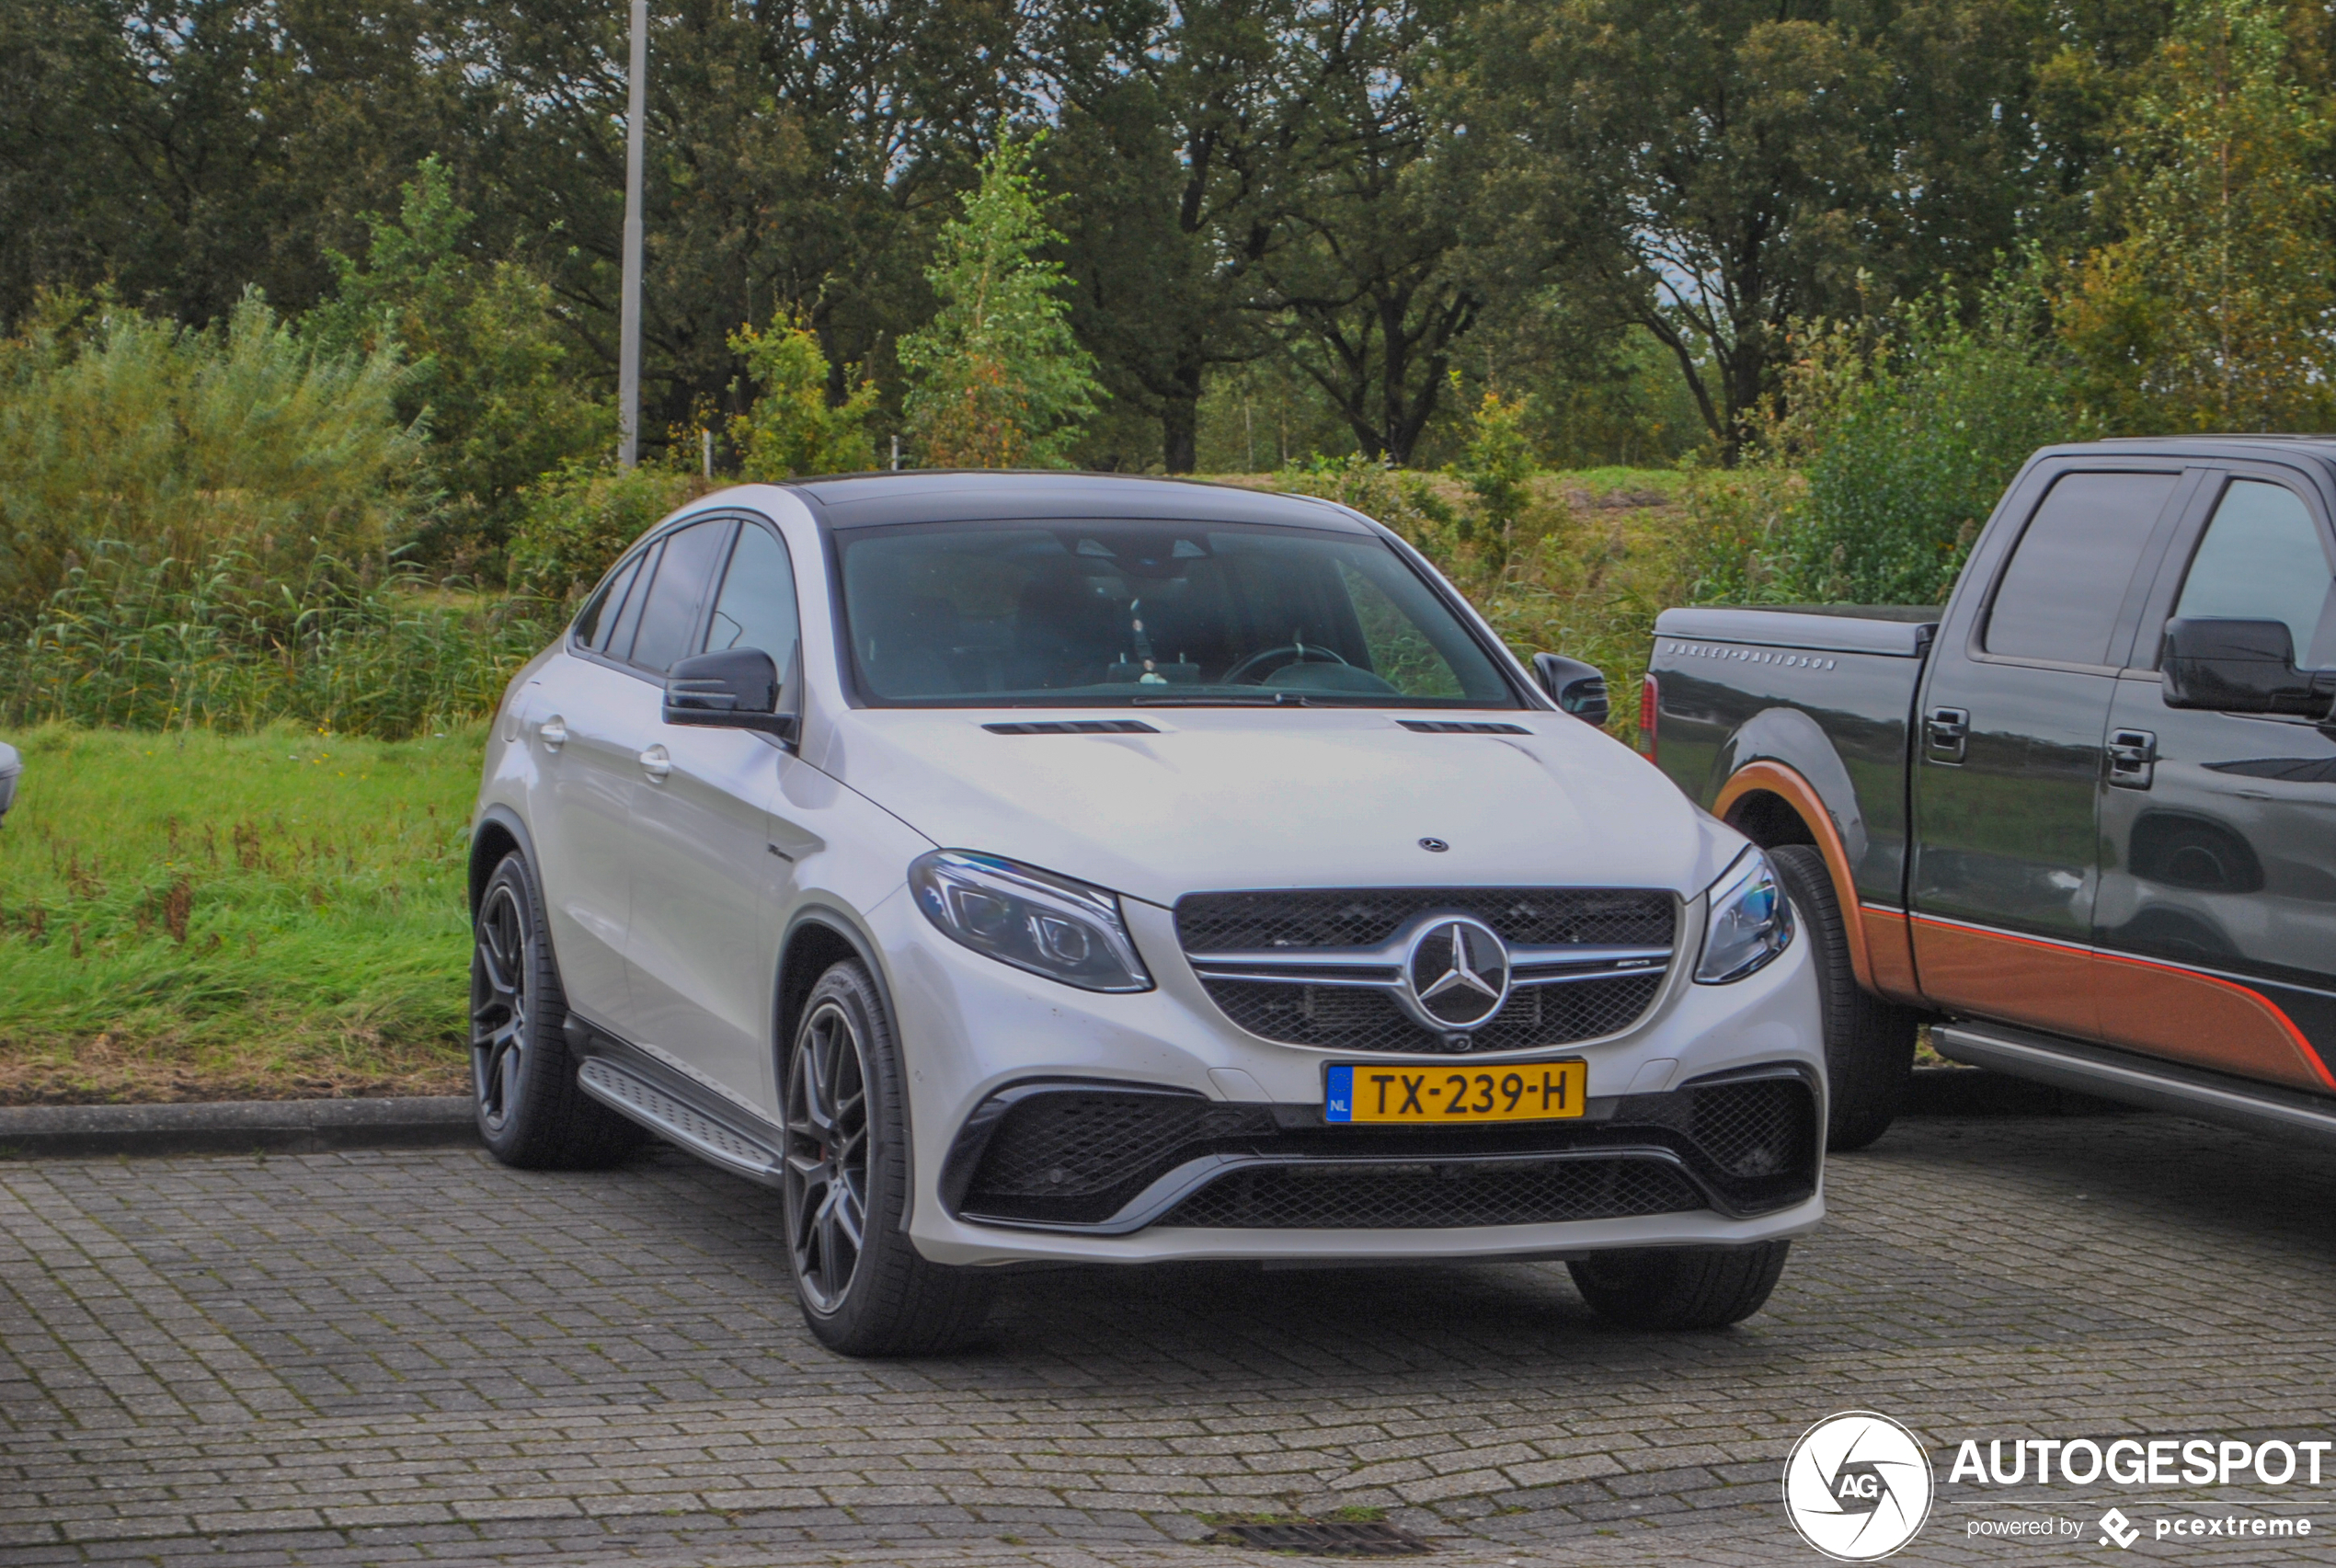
618,0 -> 647,468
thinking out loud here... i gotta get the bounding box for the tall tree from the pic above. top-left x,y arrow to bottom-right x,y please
1254,0 -> 1480,464
1447,0 -> 2037,459
2060,0 -> 2336,430
0,0 -> 458,328
899,135 -> 1101,467
307,157 -> 614,566
447,0 -> 1042,451
1043,0 -> 1288,471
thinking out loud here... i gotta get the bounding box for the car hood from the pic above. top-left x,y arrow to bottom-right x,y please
817,708 -> 1735,909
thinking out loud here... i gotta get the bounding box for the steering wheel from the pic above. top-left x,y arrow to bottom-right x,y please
1222,639 -> 1353,685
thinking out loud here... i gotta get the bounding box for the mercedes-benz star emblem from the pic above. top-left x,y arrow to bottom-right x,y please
1398,917 -> 1511,1032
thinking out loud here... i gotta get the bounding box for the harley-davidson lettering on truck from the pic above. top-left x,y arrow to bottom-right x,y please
1647,438 -> 2336,1153
468,472 -> 1823,1356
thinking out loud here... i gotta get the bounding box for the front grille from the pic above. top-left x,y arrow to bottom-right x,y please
1159,1157 -> 1703,1230
1177,887 -> 1674,1055
1201,972 -> 1662,1053
1174,887 -> 1675,953
946,1075 -> 1816,1231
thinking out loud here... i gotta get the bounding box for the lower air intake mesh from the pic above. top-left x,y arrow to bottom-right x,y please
959,1091 -> 1276,1224
1160,1157 -> 1703,1230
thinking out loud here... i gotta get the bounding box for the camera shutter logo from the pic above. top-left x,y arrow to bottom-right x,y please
1781,1412 -> 1934,1561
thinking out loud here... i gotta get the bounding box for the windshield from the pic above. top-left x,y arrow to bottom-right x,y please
835,518 -> 1521,708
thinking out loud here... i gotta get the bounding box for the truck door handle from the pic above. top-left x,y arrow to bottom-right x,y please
539,716 -> 567,752
1924,706 -> 1969,763
2107,728 -> 2158,790
638,745 -> 671,783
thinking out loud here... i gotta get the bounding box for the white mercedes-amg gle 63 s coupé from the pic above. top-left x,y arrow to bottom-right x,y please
468,473 -> 1822,1355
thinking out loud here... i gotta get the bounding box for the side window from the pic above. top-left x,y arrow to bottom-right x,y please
574,551 -> 644,650
627,521 -> 734,675
2173,479 -> 2336,668
1986,472 -> 2178,666
601,540 -> 661,659
703,523 -> 801,668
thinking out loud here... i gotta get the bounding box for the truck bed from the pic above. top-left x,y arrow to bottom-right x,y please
1648,606 -> 1938,910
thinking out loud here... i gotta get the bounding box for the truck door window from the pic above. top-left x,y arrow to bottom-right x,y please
1985,472 -> 2177,666
2172,480 -> 2336,669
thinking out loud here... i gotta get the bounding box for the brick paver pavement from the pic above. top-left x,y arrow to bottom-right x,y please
3,1105 -> 2332,1566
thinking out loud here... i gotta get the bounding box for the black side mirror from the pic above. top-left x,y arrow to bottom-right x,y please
2162,618 -> 2336,716
1532,653 -> 1610,726
664,646 -> 799,740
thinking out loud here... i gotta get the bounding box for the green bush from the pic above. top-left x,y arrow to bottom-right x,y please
727,310 -> 880,479
1677,275 -> 2082,608
0,289 -> 428,630
504,460 -> 713,600
1273,453 -> 1458,553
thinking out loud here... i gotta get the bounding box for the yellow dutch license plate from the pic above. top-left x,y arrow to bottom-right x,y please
1324,1059 -> 1587,1124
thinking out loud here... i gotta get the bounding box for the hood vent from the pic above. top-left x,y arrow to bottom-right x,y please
981,719 -> 1160,736
1397,719 -> 1530,735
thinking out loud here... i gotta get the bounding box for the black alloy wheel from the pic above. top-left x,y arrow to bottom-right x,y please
784,996 -> 873,1313
471,877 -> 532,1134
780,959 -> 993,1356
467,851 -> 645,1170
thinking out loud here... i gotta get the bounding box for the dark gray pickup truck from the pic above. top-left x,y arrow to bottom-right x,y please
1648,438 -> 2336,1152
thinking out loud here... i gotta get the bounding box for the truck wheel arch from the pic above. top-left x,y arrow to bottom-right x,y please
1713,761 -> 1880,994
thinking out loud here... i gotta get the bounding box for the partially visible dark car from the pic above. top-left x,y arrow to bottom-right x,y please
1646,438 -> 2336,1152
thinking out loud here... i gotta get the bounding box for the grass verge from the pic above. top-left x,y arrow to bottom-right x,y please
0,724 -> 480,1103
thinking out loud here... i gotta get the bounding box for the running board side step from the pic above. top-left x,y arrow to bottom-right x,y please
1930,1021 -> 2336,1148
576,1058 -> 785,1185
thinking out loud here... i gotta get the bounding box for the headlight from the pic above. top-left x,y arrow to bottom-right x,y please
910,850 -> 1153,993
1694,847 -> 1793,983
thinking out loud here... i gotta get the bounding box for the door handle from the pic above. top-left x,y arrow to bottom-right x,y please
2107,727 -> 2157,790
638,744 -> 671,783
539,716 -> 567,751
1923,706 -> 1969,763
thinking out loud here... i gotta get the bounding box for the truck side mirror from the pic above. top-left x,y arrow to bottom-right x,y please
1532,653 -> 1610,726
0,740 -> 18,827
664,645 -> 800,742
2161,618 -> 2336,717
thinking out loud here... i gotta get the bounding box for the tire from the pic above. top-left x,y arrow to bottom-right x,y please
469,851 -> 647,1170
1769,843 -> 1918,1152
1569,1241 -> 1791,1330
782,959 -> 993,1356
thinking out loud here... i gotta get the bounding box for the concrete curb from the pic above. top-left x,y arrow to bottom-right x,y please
0,1096 -> 478,1159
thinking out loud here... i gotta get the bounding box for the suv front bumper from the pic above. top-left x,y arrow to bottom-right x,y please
877,887 -> 1826,1266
